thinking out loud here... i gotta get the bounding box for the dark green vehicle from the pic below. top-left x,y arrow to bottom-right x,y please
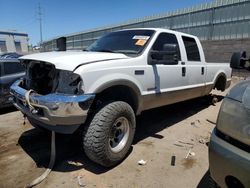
0,59 -> 25,108
209,52 -> 250,188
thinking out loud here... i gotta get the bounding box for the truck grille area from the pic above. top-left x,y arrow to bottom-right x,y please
21,60 -> 83,95
23,61 -> 58,95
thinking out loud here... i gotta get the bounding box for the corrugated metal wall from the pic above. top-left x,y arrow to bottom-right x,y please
42,0 -> 250,52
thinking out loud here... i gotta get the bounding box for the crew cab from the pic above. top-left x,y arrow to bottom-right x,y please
10,28 -> 231,167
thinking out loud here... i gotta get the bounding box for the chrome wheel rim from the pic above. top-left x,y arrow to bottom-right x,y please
109,117 -> 130,153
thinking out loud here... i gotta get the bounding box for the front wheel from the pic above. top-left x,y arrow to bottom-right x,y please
83,101 -> 136,167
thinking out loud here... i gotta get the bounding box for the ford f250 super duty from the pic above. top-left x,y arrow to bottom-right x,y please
10,28 -> 231,167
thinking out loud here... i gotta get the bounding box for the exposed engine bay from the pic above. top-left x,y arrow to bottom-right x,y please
21,60 -> 83,95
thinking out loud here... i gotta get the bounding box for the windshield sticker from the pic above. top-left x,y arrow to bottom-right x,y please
133,35 -> 150,40
135,39 -> 147,46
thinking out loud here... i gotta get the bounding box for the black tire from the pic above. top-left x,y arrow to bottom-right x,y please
230,51 -> 246,69
83,101 -> 136,167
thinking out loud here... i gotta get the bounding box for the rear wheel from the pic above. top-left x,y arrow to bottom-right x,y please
83,101 -> 136,167
230,51 -> 246,69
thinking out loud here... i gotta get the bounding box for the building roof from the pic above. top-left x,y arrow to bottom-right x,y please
0,30 -> 28,37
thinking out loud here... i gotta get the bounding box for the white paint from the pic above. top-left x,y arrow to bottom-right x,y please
19,51 -> 129,71
20,28 -> 232,101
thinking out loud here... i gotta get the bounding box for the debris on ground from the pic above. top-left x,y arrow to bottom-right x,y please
198,139 -> 206,144
185,149 -> 196,158
195,134 -> 210,145
190,152 -> 195,157
173,143 -> 184,147
211,96 -> 218,105
138,159 -> 147,165
190,120 -> 201,128
198,136 -> 210,144
171,155 -> 176,166
206,119 -> 216,125
68,161 -> 83,167
174,140 -> 194,149
178,141 -> 194,146
185,149 -> 192,159
77,175 -> 86,187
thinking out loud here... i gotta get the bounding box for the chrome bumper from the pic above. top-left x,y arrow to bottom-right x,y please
10,80 -> 95,133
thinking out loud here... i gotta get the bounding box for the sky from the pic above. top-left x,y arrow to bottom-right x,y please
1,0 -> 213,45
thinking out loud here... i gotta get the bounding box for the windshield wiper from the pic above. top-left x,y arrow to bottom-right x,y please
97,49 -> 115,53
114,50 -> 138,54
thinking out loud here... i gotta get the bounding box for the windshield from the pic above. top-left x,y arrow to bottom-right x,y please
86,30 -> 155,55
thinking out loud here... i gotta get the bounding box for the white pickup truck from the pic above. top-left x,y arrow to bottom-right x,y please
10,28 -> 231,167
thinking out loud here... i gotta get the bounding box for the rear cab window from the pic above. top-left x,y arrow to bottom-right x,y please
182,36 -> 201,61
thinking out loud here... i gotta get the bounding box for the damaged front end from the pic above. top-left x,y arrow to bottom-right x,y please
10,60 -> 95,134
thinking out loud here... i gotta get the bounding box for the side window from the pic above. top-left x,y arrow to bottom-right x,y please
182,36 -> 201,61
3,61 -> 24,75
152,33 -> 181,61
0,41 -> 7,52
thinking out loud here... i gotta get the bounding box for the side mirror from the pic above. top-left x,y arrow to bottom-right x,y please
148,44 -> 179,65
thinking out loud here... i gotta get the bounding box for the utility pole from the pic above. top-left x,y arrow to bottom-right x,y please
38,3 -> 43,45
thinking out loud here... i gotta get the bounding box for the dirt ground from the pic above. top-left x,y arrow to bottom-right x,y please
0,77 -> 242,188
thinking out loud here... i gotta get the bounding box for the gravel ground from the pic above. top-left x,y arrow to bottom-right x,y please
0,77 -> 242,188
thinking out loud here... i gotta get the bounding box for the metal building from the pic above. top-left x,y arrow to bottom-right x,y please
0,30 -> 29,54
41,0 -> 250,61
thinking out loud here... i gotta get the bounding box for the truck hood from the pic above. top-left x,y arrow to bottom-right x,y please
226,79 -> 250,110
19,51 -> 130,71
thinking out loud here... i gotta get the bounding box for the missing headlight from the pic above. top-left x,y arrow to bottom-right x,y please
56,70 -> 84,95
23,60 -> 58,95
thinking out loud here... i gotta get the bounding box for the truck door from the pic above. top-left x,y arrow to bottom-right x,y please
150,32 -> 186,91
181,36 -> 206,97
145,32 -> 190,108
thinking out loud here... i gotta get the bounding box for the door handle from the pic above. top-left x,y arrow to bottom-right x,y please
201,67 -> 205,75
182,67 -> 186,77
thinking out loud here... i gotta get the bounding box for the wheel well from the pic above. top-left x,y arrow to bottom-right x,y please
91,85 -> 139,113
214,75 -> 226,91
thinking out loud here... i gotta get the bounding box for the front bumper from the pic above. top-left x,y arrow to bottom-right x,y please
209,129 -> 250,188
10,80 -> 95,134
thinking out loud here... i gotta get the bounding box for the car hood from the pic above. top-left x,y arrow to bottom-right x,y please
226,79 -> 250,109
19,51 -> 130,71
